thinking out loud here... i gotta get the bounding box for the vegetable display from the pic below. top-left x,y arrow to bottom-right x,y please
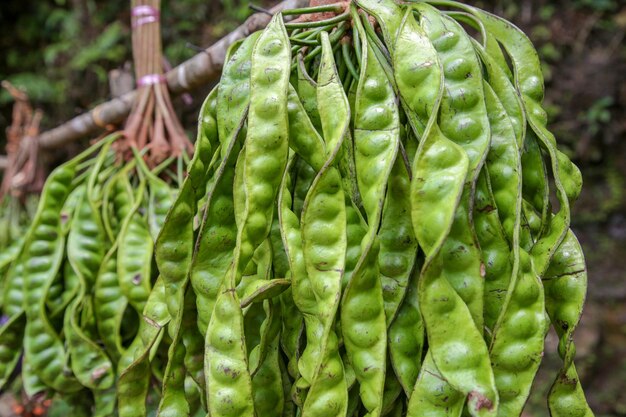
0,0 -> 593,416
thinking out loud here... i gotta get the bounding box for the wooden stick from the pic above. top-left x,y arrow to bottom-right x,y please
36,0 -> 309,150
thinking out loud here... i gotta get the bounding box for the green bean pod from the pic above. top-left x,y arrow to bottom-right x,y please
543,231 -> 593,417
23,161 -> 83,394
65,190 -> 114,390
477,84 -> 521,331
396,8 -> 498,415
235,14 -> 291,273
190,137 -> 239,335
205,14 -> 291,417
117,179 -> 153,315
298,30 -> 349,391
205,263 -> 255,417
408,353 -> 464,417
278,157 -> 319,389
22,349 -> 48,398
65,147 -> 115,390
379,157 -> 418,327
341,11 -> 400,414
94,245 -> 126,362
117,277 -> 170,417
155,87 -> 217,329
292,31 -> 351,417
416,3 -> 491,324
453,4 -> 581,275
156,285 -> 193,417
252,301 -> 284,416
180,290 -> 206,406
0,312 -> 25,389
388,263 -> 424,397
217,31 -> 262,157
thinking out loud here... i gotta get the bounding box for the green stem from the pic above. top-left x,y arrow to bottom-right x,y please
342,41 -> 360,80
285,12 -> 349,29
282,3 -> 345,16
71,132 -> 121,166
153,156 -> 176,176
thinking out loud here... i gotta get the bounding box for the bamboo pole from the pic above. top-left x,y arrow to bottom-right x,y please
36,0 -> 309,150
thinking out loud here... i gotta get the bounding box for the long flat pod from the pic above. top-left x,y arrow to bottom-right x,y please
66,146 -> 115,391
299,31 -> 349,417
388,262 -> 424,397
156,285 -> 196,417
237,13 -> 291,270
155,87 -> 218,327
477,8 -> 579,271
180,290 -> 206,408
0,312 -> 25,389
287,29 -> 351,389
415,3 -> 491,326
217,31 -> 262,157
190,123 -> 240,335
117,277 -> 171,417
205,14 -> 291,417
475,85 -> 519,331
22,160 -> 84,394
394,9 -> 497,416
95,169 -> 135,363
341,8 -> 399,415
94,244 -> 126,362
478,84 -> 548,416
0,245 -> 27,390
543,231 -> 593,416
379,154 -> 419,328
65,216 -> 115,391
205,263 -> 255,417
278,155 -> 319,389
117,178 -> 153,315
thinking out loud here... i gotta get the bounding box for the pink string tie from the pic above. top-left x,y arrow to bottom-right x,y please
137,74 -> 166,87
132,5 -> 160,28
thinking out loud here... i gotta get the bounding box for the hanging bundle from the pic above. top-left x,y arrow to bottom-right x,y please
0,82 -> 42,298
150,1 -> 593,417
0,1 -> 192,414
122,0 -> 192,166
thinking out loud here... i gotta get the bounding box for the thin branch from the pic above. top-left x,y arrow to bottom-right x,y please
36,0 -> 309,150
